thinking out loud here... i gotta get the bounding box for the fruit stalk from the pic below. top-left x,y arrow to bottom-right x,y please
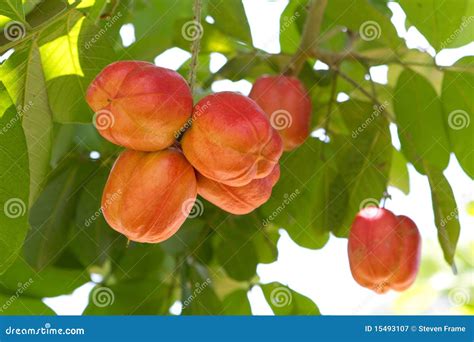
188,0 -> 203,93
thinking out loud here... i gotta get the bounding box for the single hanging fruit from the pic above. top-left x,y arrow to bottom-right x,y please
181,92 -> 283,187
348,207 -> 421,294
249,75 -> 311,151
102,149 -> 197,243
86,61 -> 192,151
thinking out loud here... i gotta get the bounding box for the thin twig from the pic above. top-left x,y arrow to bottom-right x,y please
187,0 -> 203,93
285,0 -> 328,76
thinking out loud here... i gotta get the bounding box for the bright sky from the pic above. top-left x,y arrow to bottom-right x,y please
44,0 -> 473,315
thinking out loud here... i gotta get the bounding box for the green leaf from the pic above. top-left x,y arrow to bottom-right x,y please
71,165 -> 126,268
426,167 -> 460,267
394,69 -> 450,174
1,40 -> 53,204
0,294 -> 55,315
260,138 -> 333,248
111,243 -> 165,282
441,58 -> 474,178
389,148 -> 410,194
216,218 -> 259,281
400,0 -> 471,51
0,84 -> 29,274
0,258 -> 89,298
324,0 -> 403,50
24,159 -> 96,269
84,281 -> 173,315
182,265 -> 222,315
0,0 -> 25,22
39,9 -> 117,123
221,289 -> 252,315
126,0 -> 193,60
261,282 -> 320,315
208,0 -> 252,45
279,0 -> 307,54
334,100 -> 392,236
161,218 -> 207,256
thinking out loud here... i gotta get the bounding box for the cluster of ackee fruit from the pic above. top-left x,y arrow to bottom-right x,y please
87,61 -> 422,295
86,61 -> 311,244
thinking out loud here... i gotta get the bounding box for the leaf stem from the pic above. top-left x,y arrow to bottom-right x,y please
285,0 -> 328,76
187,0 -> 203,93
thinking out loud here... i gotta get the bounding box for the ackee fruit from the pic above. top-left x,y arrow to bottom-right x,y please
181,92 -> 283,187
249,75 -> 311,151
86,61 -> 192,151
101,149 -> 197,243
348,207 -> 421,294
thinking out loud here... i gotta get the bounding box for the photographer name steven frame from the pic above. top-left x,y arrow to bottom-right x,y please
364,324 -> 468,334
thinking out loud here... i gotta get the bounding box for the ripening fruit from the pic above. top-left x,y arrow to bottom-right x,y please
181,92 -> 283,187
101,149 -> 197,243
86,61 -> 192,151
197,164 -> 280,215
348,207 -> 421,294
249,75 -> 311,151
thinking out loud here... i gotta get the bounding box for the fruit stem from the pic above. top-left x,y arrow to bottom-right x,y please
187,0 -> 203,93
284,0 -> 328,76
